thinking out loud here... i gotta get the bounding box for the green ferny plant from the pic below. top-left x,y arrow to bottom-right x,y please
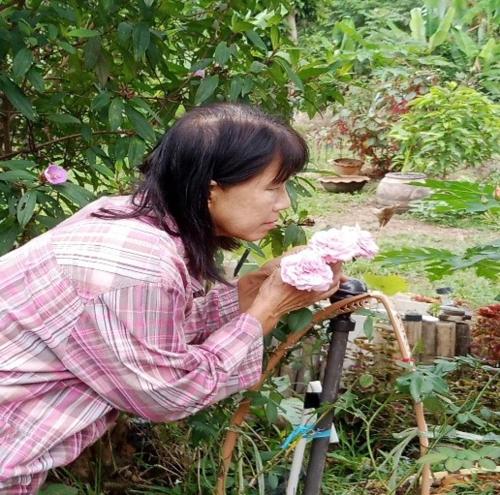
389,83 -> 500,177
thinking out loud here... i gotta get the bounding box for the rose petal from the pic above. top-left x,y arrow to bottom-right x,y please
280,249 -> 333,291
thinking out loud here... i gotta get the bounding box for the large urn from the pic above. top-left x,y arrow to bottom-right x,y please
375,172 -> 430,211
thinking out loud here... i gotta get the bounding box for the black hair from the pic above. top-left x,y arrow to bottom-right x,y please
92,103 -> 309,282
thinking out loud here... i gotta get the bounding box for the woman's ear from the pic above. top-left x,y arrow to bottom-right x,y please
208,180 -> 218,205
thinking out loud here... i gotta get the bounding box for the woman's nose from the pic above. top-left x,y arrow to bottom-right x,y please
275,185 -> 291,211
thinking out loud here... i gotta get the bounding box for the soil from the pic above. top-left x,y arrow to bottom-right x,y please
430,471 -> 499,493
305,193 -> 497,249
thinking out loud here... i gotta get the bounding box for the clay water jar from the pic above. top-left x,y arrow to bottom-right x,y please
375,172 -> 430,211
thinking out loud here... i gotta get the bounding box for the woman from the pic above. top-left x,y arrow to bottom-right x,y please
0,103 -> 342,493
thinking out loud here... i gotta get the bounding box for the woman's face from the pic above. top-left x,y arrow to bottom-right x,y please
208,157 -> 291,241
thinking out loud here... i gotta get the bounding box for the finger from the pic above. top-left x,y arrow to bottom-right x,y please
314,280 -> 341,301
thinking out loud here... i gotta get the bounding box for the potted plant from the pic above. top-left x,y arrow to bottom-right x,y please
331,72 -> 436,177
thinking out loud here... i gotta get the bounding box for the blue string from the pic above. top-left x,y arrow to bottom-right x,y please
281,424 -> 332,449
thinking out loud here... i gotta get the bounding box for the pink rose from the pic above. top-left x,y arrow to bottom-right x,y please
339,225 -> 379,259
43,164 -> 68,185
309,228 -> 359,263
280,249 -> 333,292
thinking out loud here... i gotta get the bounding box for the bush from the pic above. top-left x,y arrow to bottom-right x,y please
0,0 -> 343,253
390,83 -> 500,177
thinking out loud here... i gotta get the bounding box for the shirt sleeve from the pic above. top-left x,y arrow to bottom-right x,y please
63,277 -> 264,423
184,282 -> 242,345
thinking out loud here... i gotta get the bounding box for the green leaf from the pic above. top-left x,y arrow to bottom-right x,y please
287,308 -> 313,332
12,48 -> 34,81
478,445 -> 500,459
429,7 -> 456,51
17,190 -> 37,227
417,451 -> 449,464
265,401 -> 278,424
478,458 -> 497,471
270,26 -> 279,50
108,98 -> 124,131
283,223 -> 306,248
478,38 -> 496,64
241,241 -> 265,258
362,273 -> 408,296
132,23 -> 150,60
0,217 -> 21,255
0,76 -> 36,121
58,41 -> 76,55
410,8 -> 426,43
359,373 -> 374,388
128,137 -> 146,166
229,77 -> 243,102
445,457 -> 463,472
117,22 -> 132,44
27,69 -> 45,92
39,483 -> 79,495
363,315 -> 374,340
194,75 -> 219,105
0,170 -> 37,182
276,57 -> 304,92
125,106 -> 155,142
56,183 -> 94,207
91,91 -> 111,111
213,42 -> 231,66
95,53 -> 110,87
46,114 -> 81,125
84,37 -> 101,69
245,30 -> 267,52
67,28 -> 100,38
231,14 -> 253,33
0,160 -> 37,170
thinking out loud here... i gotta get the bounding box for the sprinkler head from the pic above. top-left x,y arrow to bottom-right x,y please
330,278 -> 368,303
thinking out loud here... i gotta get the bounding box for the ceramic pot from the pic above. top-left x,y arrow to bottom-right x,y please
375,172 -> 430,210
331,158 -> 363,176
319,175 -> 370,193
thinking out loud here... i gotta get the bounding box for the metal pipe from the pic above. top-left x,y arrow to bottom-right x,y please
302,315 -> 354,494
303,279 -> 366,495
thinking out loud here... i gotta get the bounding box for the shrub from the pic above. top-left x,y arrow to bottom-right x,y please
390,83 -> 500,177
0,0 -> 343,253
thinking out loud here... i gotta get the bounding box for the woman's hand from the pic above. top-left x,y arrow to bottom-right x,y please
237,247 -> 307,313
247,261 -> 344,335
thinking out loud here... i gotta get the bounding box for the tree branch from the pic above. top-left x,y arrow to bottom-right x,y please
0,130 -> 135,161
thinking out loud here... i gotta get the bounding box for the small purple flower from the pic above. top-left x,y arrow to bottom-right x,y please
43,163 -> 68,185
193,69 -> 206,78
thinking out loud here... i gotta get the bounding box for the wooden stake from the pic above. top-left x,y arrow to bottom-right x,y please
436,321 -> 456,357
455,322 -> 471,356
421,320 -> 437,363
403,312 -> 423,360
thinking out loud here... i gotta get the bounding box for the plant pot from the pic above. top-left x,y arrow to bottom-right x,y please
319,175 -> 370,193
331,158 -> 363,176
375,172 -> 430,211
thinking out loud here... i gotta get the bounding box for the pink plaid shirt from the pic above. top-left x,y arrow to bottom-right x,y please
0,196 -> 263,493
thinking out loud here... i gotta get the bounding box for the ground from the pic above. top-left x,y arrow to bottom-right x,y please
293,178 -> 498,308
301,182 -> 496,247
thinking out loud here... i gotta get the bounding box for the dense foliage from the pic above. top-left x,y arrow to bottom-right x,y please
390,83 -> 500,176
0,0 -> 344,254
